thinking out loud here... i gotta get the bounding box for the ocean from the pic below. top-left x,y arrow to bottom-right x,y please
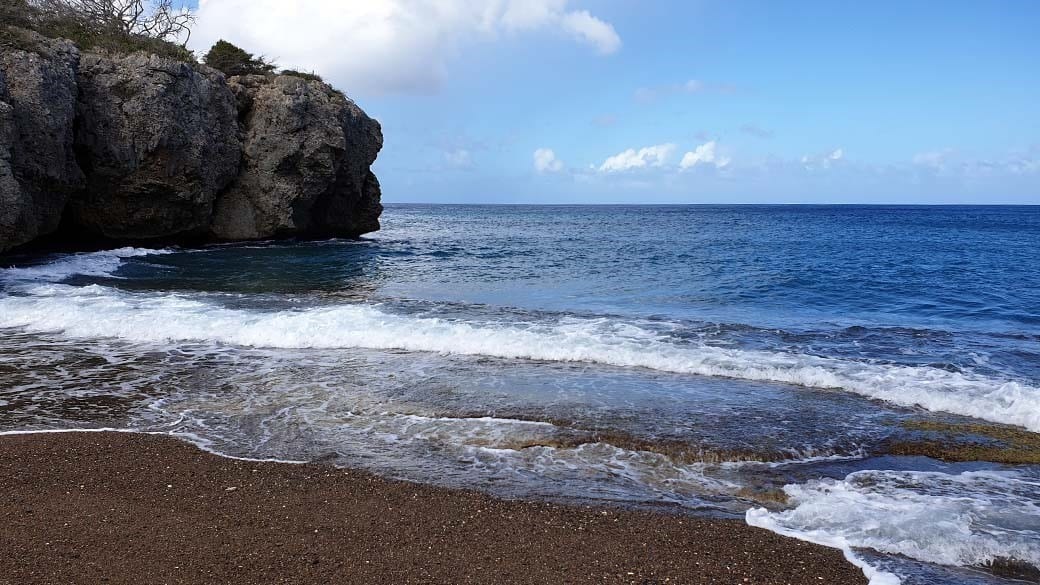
1,204 -> 1038,584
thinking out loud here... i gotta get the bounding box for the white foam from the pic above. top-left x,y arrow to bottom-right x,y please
3,247 -> 1039,433
0,247 -> 172,283
0,426 -> 134,436
747,469 -> 1040,579
2,280 -> 1039,432
747,506 -> 902,585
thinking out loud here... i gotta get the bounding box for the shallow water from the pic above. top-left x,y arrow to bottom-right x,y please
1,205 -> 1038,584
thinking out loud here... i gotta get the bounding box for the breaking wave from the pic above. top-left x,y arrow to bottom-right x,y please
747,469 -> 1040,583
2,248 -> 1039,433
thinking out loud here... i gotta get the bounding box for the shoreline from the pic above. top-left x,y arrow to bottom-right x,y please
0,430 -> 867,584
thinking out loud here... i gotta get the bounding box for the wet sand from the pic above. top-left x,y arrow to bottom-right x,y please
0,431 -> 866,584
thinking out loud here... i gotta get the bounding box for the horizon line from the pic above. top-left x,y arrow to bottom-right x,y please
383,201 -> 1040,207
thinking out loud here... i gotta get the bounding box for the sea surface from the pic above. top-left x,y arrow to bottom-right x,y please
2,204 -> 1039,584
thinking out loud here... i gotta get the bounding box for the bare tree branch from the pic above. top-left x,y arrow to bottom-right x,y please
27,0 -> 195,43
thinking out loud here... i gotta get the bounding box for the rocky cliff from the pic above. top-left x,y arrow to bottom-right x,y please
0,30 -> 82,252
0,28 -> 382,253
211,74 -> 382,240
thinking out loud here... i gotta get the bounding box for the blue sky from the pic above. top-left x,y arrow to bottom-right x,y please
189,1 -> 1040,204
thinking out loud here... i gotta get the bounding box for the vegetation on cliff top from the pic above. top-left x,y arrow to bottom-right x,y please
201,39 -> 275,77
280,69 -> 324,83
202,42 -> 327,83
1,0 -> 195,61
2,1 -> 328,84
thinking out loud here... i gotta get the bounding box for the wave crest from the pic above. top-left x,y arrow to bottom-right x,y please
3,248 -> 1039,433
748,469 -> 1040,579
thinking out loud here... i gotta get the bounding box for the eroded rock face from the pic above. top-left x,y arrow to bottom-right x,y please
69,53 -> 240,240
0,32 -> 82,253
0,83 -> 18,252
210,74 -> 382,240
0,32 -> 382,253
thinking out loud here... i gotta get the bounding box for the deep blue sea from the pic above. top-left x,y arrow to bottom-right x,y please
2,204 -> 1039,584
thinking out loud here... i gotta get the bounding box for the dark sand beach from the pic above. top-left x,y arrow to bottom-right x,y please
0,432 -> 865,584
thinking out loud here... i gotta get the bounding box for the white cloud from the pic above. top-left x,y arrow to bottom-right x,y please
598,143 -> 677,172
1008,157 -> 1040,175
559,10 -> 621,55
912,148 -> 1039,177
190,0 -> 620,95
498,0 -> 565,29
679,141 -> 731,170
913,148 -> 954,171
801,148 -> 844,170
533,148 -> 563,173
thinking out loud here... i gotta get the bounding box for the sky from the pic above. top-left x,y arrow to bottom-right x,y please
185,0 -> 1040,204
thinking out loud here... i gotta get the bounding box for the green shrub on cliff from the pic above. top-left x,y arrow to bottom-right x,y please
280,69 -> 323,83
203,40 -> 275,76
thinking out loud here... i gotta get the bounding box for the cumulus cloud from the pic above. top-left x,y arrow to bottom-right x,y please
533,148 -> 564,173
801,148 -> 844,170
679,141 -> 731,170
560,10 -> 621,55
190,0 -> 621,95
598,144 -> 677,172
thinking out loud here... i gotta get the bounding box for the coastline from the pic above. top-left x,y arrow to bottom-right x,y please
0,431 -> 866,584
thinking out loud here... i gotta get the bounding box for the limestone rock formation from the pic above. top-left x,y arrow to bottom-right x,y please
0,28 -> 382,253
0,31 -> 82,253
69,53 -> 241,240
210,74 -> 383,240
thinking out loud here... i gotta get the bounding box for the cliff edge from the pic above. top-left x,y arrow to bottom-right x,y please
0,27 -> 382,253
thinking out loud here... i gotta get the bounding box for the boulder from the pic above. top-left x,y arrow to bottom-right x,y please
0,31 -> 82,252
210,74 -> 382,240
69,53 -> 240,240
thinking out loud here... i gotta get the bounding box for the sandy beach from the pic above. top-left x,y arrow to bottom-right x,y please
0,431 -> 866,584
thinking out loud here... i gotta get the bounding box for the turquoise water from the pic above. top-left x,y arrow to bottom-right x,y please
1,204 -> 1039,584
